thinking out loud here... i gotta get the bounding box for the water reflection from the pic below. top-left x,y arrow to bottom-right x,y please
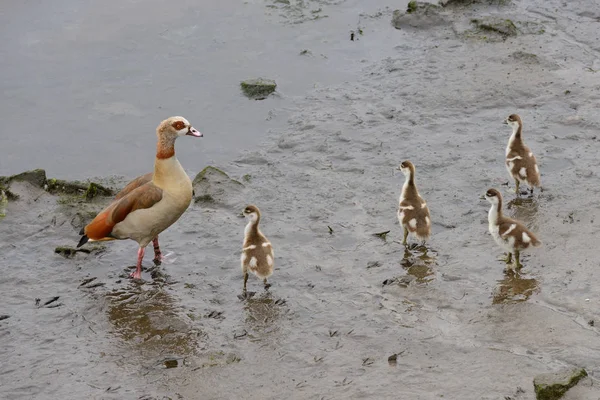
506,197 -> 539,224
492,270 -> 539,304
400,244 -> 437,283
106,278 -> 200,359
243,292 -> 283,338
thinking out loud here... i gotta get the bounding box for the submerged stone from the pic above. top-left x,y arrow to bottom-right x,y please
55,246 -> 78,258
392,2 -> 446,29
192,166 -> 244,207
1,169 -> 47,188
0,169 -> 114,203
533,368 -> 587,400
0,189 -> 7,219
46,178 -> 113,199
440,0 -> 511,6
240,78 -> 277,100
471,17 -> 518,37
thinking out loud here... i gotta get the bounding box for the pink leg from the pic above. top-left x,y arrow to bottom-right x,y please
152,237 -> 162,264
130,247 -> 145,279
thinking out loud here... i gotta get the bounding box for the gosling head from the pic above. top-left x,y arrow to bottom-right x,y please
242,204 -> 261,223
484,188 -> 502,206
397,160 -> 416,178
503,114 -> 522,131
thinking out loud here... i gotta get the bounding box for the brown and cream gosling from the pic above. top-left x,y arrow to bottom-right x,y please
485,188 -> 541,269
241,205 -> 274,294
397,161 -> 431,245
504,114 -> 541,196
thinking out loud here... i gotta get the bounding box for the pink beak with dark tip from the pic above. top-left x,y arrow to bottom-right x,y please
187,126 -> 203,137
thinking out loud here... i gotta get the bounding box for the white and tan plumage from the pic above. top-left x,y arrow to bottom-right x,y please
397,160 -> 431,245
241,205 -> 274,294
504,114 -> 541,196
485,188 -> 541,270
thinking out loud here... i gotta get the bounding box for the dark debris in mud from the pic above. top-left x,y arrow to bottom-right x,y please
54,245 -> 106,258
0,315 -> 9,321
35,296 -> 62,309
372,230 -> 390,240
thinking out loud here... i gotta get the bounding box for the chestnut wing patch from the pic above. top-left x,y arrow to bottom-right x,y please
84,183 -> 163,240
115,172 -> 153,200
109,183 -> 163,226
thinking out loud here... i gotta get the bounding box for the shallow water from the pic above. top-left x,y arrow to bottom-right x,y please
2,0 -> 600,399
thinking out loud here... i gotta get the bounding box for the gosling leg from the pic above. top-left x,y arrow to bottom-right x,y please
514,250 -> 523,270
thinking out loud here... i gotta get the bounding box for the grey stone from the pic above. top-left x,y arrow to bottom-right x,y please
391,2 -> 447,29
533,368 -> 588,400
240,78 -> 277,100
471,17 -> 518,37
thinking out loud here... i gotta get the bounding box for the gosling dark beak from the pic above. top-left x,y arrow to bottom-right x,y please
238,212 -> 245,218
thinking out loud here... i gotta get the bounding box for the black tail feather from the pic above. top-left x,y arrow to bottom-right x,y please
79,227 -> 84,235
77,235 -> 89,248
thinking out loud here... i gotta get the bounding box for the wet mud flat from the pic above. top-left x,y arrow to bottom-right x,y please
2,0 -> 600,399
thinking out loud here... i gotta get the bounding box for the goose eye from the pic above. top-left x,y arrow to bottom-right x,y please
172,121 -> 185,130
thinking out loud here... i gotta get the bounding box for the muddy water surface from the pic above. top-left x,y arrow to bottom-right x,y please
2,0 -> 600,399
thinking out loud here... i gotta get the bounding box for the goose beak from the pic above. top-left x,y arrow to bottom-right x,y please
187,126 -> 203,137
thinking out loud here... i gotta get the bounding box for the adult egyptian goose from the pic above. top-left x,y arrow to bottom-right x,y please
77,116 -> 202,279
504,114 -> 541,196
397,160 -> 431,245
484,188 -> 541,270
241,205 -> 274,295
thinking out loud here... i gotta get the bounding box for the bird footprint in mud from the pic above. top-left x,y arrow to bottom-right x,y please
206,310 -> 224,319
35,296 -> 62,308
79,277 -> 106,289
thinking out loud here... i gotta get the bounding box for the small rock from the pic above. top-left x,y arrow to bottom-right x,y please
388,354 -> 398,365
440,0 -> 511,6
471,17 -> 518,37
7,169 -> 47,188
392,2 -> 446,29
533,368 -> 587,400
192,166 -> 244,207
0,189 -> 8,218
55,246 -> 78,258
240,78 -> 277,100
0,315 -> 10,321
367,261 -> 382,269
163,359 -> 179,369
510,51 -> 539,64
